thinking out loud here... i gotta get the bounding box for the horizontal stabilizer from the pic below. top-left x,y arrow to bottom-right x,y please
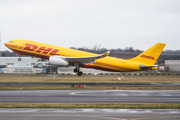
139,65 -> 158,70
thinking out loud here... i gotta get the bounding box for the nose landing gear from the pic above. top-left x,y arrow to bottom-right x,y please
18,54 -> 21,61
18,58 -> 21,61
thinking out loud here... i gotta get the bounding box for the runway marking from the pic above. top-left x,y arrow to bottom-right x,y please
0,109 -> 38,113
1,94 -> 71,96
69,90 -> 180,96
107,90 -> 180,93
70,90 -> 180,96
131,115 -> 180,120
0,114 -> 128,120
1,110 -> 179,120
70,90 -> 107,96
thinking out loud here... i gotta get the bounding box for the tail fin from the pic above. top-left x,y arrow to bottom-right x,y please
129,43 -> 166,65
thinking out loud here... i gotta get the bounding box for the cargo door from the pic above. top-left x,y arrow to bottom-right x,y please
18,41 -> 23,49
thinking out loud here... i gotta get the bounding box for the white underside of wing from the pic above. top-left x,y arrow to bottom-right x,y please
52,51 -> 110,64
65,56 -> 103,64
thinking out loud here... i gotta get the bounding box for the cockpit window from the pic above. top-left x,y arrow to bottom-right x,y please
9,41 -> 13,43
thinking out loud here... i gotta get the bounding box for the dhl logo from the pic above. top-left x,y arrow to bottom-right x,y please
24,43 -> 59,55
139,54 -> 156,60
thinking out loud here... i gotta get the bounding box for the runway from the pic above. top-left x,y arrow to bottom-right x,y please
0,82 -> 180,86
0,108 -> 180,120
0,90 -> 180,103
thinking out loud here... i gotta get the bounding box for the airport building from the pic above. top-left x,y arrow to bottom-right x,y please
0,57 -> 48,74
0,57 -> 42,67
0,57 -> 116,74
165,60 -> 180,72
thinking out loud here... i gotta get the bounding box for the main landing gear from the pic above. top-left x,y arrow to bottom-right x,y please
74,68 -> 83,76
73,63 -> 83,76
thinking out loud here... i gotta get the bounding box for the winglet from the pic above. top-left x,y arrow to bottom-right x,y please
101,51 -> 110,57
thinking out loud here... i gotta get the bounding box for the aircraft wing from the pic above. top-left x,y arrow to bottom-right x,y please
65,51 -> 110,64
65,56 -> 102,64
52,51 -> 110,64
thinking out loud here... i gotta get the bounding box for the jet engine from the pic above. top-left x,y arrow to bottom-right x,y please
49,56 -> 68,67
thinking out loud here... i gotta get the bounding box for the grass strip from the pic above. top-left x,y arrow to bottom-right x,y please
0,103 -> 179,109
0,75 -> 180,83
0,85 -> 180,90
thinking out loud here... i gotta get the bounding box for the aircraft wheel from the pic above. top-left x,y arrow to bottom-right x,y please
18,58 -> 21,61
77,71 -> 83,76
74,68 -> 80,73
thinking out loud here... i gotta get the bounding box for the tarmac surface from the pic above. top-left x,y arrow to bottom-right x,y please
0,108 -> 180,120
0,90 -> 180,103
0,82 -> 180,86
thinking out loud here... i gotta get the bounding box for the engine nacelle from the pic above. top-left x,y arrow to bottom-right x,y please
49,56 -> 68,67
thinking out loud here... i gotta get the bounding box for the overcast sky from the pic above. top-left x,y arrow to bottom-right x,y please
0,0 -> 180,51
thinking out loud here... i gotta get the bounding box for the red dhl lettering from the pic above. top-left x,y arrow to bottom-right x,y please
36,47 -> 53,54
139,54 -> 156,60
23,44 -> 59,55
50,49 -> 59,55
24,44 -> 38,51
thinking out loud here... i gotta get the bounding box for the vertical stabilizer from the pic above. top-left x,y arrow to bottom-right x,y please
129,43 -> 166,65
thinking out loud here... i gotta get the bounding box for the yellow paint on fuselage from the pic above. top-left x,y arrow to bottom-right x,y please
5,39 -> 165,72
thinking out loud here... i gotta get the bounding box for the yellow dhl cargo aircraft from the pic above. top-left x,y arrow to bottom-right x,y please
5,40 -> 166,76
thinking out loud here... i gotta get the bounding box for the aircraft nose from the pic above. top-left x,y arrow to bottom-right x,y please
4,42 -> 8,47
4,42 -> 11,48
